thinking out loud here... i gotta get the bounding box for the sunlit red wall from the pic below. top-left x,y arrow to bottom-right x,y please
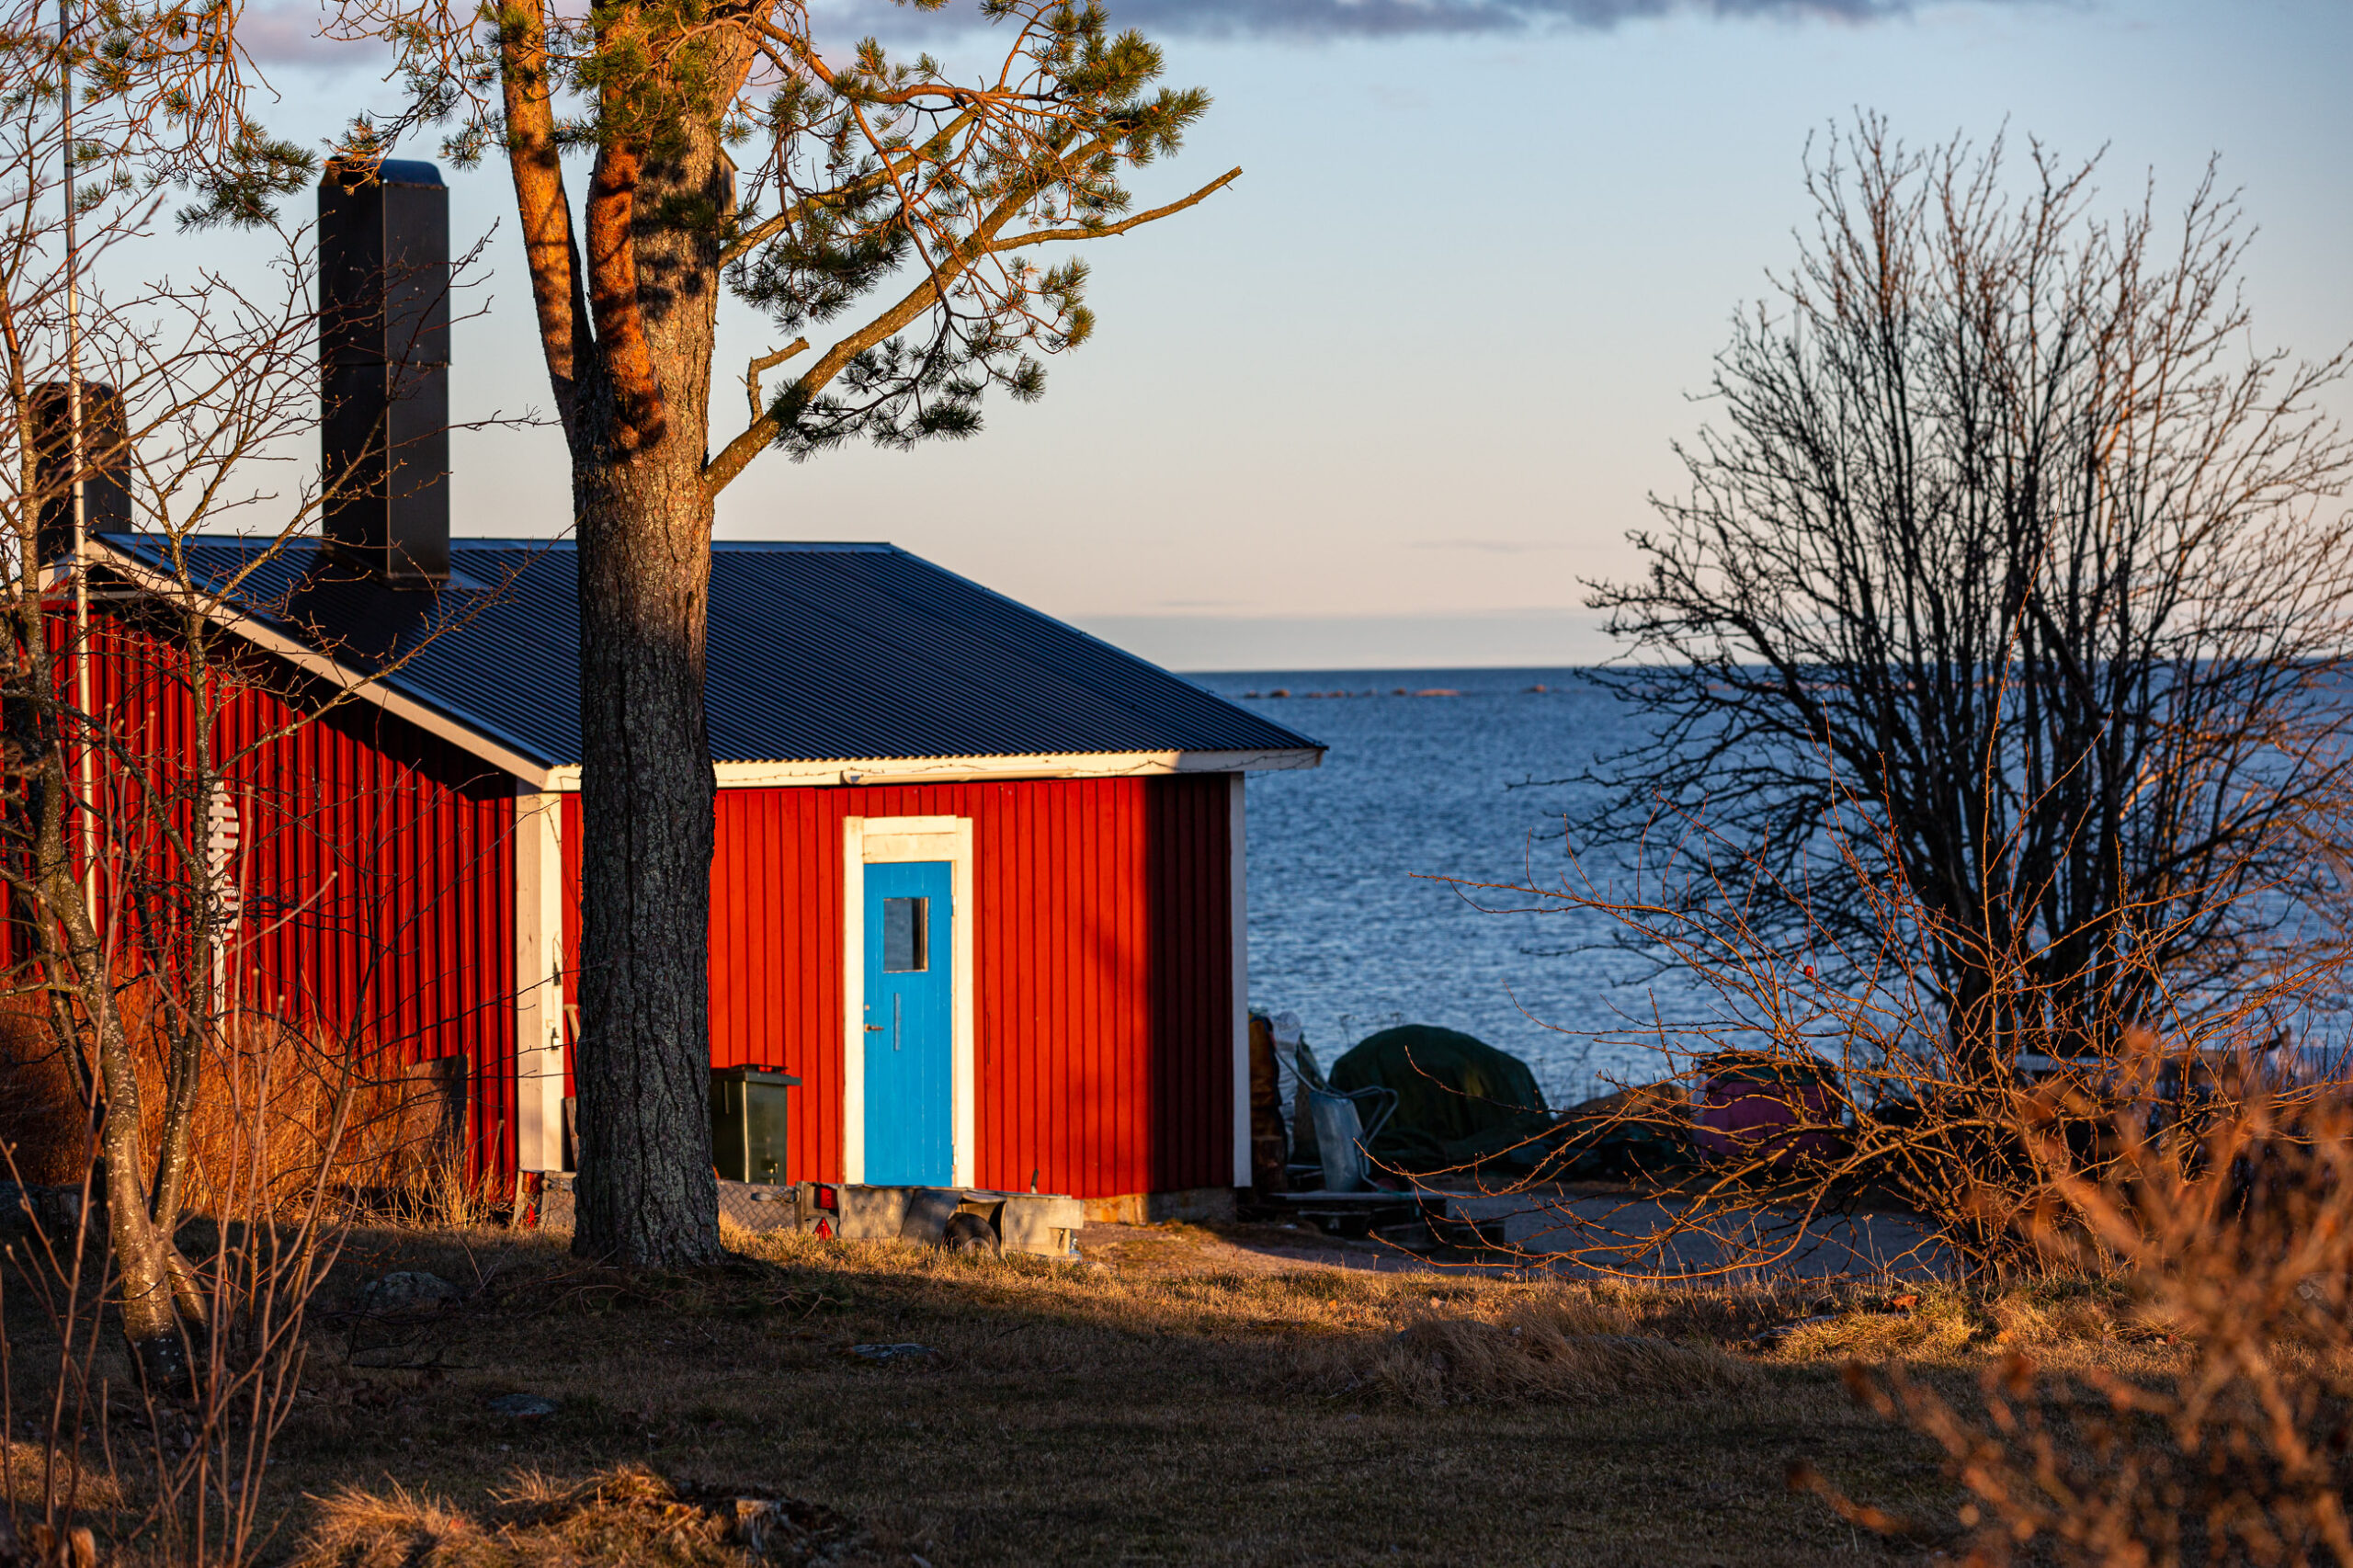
64,611 -> 519,1174
43,609 -> 1238,1199
559,776 -> 1236,1199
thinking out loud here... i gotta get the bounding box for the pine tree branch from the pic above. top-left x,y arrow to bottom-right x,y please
497,0 -> 593,449
702,153 -> 1240,495
702,260 -> 949,495
745,338 -> 808,422
751,16 -> 1048,113
988,166 -> 1241,249
720,109 -> 983,268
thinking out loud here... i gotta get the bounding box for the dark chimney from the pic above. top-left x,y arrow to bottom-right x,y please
29,381 -> 131,563
319,157 -> 449,587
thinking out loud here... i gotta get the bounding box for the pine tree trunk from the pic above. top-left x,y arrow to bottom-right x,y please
568,131 -> 731,1267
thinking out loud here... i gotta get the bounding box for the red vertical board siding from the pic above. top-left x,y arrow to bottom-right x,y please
64,610 -> 519,1178
552,774 -> 1233,1199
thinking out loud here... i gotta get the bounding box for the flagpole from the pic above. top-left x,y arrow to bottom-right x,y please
60,0 -> 94,914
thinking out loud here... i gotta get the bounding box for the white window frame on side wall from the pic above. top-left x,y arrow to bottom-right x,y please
841,815 -> 977,1187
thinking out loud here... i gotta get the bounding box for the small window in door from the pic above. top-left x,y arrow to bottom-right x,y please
882,896 -> 928,971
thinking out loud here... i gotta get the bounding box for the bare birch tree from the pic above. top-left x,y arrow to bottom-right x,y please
0,6 -> 484,1388
1576,116 -> 2353,1064
0,44 -> 286,1388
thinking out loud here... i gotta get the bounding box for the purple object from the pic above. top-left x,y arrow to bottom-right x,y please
1692,1057 -> 1840,1166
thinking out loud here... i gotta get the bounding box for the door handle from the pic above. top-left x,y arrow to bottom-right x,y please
864,1024 -> 883,1032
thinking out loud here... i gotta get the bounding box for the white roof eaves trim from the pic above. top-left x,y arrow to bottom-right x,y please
537,746 -> 1324,792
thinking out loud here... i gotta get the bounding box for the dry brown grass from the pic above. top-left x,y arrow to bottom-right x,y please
294,1463 -> 885,1567
5,1215 -> 2222,1565
243,1225 -> 2050,1566
1301,1292 -> 1761,1408
0,1438 -> 123,1511
294,1482 -> 476,1568
0,1002 -> 100,1186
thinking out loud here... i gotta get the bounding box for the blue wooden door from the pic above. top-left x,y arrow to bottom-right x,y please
863,860 -> 954,1186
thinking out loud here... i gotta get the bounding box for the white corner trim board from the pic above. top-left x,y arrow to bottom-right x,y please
513,788 -> 568,1171
1229,772 -> 1252,1189
839,815 -> 977,1188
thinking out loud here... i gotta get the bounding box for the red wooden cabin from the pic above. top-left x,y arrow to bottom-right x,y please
80,533 -> 1321,1215
43,159 -> 1320,1218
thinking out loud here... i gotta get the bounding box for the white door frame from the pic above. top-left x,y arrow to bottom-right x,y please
842,815 -> 976,1187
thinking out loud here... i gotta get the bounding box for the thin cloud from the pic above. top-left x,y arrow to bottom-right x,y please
813,0 -> 1974,41
251,0 -> 1989,75
1412,539 -> 1566,553
237,4 -> 386,67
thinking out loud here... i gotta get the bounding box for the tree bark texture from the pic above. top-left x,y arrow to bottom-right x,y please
17,640 -> 191,1385
567,112 -> 735,1267
66,892 -> 191,1389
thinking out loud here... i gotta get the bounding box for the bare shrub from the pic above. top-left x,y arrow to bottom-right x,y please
1826,1082 -> 2353,1564
1448,786 -> 2341,1285
1464,115 -> 2353,1282
0,6 -> 492,1561
0,1006 -> 353,1562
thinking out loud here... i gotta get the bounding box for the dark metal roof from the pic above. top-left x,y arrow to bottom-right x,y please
95,535 -> 1322,770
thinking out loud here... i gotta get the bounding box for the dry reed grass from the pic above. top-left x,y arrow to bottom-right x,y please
0,995 -> 479,1220
293,1463 -> 879,1568
1833,1089 -> 2353,1565
295,1482 -> 475,1568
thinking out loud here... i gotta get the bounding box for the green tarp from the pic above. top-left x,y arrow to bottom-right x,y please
1327,1024 -> 1703,1180
1328,1025 -> 1553,1173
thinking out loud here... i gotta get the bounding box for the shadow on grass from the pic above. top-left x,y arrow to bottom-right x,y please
14,1221 -> 2127,1566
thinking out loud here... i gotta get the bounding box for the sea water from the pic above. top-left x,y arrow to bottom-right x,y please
1208,667 -> 2353,1105
1199,666 -> 1712,1108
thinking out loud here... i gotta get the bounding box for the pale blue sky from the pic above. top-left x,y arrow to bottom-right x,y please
196,0 -> 2353,666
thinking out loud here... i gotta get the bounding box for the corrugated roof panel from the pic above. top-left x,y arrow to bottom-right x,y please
98,536 -> 1321,769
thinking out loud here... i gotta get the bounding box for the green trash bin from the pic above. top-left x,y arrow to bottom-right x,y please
710,1067 -> 800,1185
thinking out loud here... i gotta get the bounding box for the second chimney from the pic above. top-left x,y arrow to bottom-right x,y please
319,157 -> 449,588
29,381 -> 131,564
